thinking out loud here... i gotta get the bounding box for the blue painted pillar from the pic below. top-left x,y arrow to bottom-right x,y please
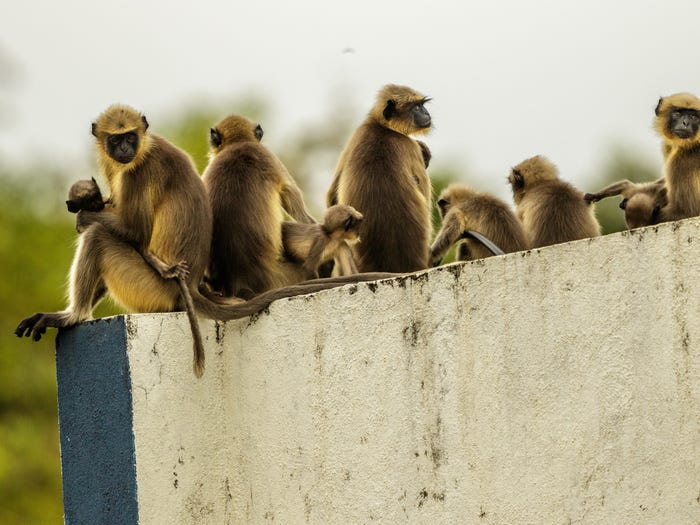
55,316 -> 139,525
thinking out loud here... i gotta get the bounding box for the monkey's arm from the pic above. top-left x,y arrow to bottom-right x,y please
416,140 -> 431,169
76,210 -> 188,280
300,235 -> 328,279
281,182 -> 317,224
430,216 -> 464,266
584,180 -> 633,202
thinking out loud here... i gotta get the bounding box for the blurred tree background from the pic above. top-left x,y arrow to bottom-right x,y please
0,94 -> 659,522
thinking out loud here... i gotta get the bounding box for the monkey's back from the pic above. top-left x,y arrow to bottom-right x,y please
458,195 -> 528,258
520,181 -> 599,248
202,142 -> 286,295
336,120 -> 431,272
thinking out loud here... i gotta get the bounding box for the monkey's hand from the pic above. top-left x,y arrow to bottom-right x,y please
583,193 -> 600,203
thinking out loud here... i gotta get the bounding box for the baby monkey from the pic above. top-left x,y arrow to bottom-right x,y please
584,179 -> 668,229
66,177 -> 106,213
283,204 -> 363,279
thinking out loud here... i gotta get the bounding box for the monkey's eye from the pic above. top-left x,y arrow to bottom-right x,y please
108,135 -> 120,145
671,111 -> 681,120
125,132 -> 137,143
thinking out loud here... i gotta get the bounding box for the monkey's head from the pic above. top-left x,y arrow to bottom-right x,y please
371,84 -> 432,136
654,93 -> 700,143
436,184 -> 479,219
66,177 -> 105,213
620,186 -> 668,229
208,115 -> 263,156
323,204 -> 363,242
508,155 -> 559,204
92,104 -> 150,167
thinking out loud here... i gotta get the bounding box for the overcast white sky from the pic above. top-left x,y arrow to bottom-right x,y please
1,0 -> 699,206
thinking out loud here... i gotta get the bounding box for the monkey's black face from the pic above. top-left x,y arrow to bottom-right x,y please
411,103 -> 431,129
106,131 -> 139,164
344,214 -> 362,232
668,108 -> 700,139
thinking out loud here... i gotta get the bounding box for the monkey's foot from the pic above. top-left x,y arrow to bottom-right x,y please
15,312 -> 73,341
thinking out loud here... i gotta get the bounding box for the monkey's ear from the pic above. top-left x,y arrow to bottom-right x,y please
91,122 -> 97,137
255,124 -> 264,141
511,169 -> 524,190
141,115 -> 149,130
655,97 -> 663,116
210,128 -> 222,147
383,99 -> 397,121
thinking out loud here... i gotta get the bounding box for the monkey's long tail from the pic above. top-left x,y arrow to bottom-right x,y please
191,272 -> 398,322
462,230 -> 505,256
176,277 -> 205,378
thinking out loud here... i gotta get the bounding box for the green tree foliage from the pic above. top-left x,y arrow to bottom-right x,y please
0,166 -> 123,524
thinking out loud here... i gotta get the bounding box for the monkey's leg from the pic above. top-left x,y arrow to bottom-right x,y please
333,243 -> 359,276
583,180 -> 632,203
456,242 -> 472,262
300,236 -> 327,279
15,227 -> 108,341
429,217 -> 463,266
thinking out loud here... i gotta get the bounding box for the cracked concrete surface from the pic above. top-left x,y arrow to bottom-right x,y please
64,217 -> 700,524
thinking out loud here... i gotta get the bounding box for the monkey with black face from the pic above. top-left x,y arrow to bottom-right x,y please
431,184 -> 527,265
283,204 -> 362,279
17,107 -> 402,375
327,84 -> 433,273
66,177 -> 106,213
584,179 -> 668,229
509,155 -> 600,248
203,114 -> 316,299
654,93 -> 700,220
17,104 -> 213,376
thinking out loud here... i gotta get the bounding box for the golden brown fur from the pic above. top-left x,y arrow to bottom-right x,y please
18,104 -> 213,376
327,84 -> 432,272
654,93 -> 700,220
202,115 -> 316,298
431,184 -> 527,264
509,156 -> 600,248
584,179 -> 668,229
283,204 -> 362,278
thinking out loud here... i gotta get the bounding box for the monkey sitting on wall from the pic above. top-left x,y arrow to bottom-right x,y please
66,177 -> 106,213
584,179 -> 668,229
16,104 -> 216,376
653,93 -> 700,220
430,184 -> 527,265
508,155 -> 601,248
202,114 -> 317,299
327,84 -> 433,273
283,204 -> 363,279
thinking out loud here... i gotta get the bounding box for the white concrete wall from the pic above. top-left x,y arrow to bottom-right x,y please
117,218 -> 700,523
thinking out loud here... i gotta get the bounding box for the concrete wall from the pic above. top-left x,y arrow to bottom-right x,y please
56,218 -> 700,524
